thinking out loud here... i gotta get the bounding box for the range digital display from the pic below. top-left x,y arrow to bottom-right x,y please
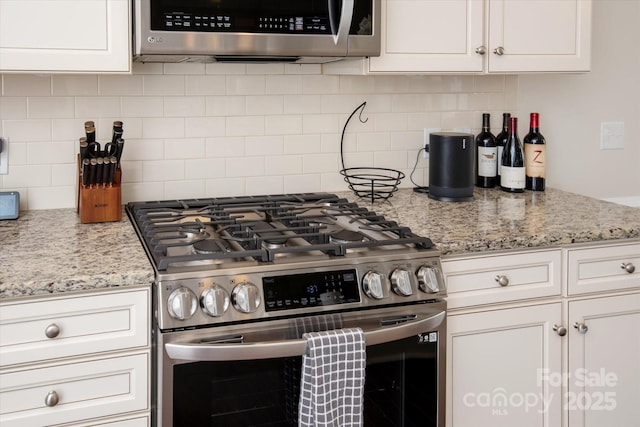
263,269 -> 360,312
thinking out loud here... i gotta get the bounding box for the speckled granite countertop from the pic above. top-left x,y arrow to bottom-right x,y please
0,208 -> 154,300
338,187 -> 640,257
2,187 -> 639,301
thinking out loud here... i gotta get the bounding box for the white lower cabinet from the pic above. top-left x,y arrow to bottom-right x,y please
444,241 -> 640,427
566,293 -> 640,427
0,287 -> 151,426
447,303 -> 562,427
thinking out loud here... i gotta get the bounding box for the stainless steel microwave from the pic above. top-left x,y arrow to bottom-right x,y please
133,0 -> 381,64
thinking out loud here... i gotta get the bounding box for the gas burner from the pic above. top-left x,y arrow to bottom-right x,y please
329,229 -> 367,244
153,225 -> 210,246
193,239 -> 230,255
246,221 -> 289,249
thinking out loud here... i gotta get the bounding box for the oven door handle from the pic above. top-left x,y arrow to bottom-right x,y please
164,310 -> 445,362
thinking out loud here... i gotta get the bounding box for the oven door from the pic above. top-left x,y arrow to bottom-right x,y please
156,302 -> 446,427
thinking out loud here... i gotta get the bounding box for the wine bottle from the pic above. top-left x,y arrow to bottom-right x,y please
495,113 -> 510,187
500,117 -> 525,193
475,113 -> 497,188
524,112 -> 546,191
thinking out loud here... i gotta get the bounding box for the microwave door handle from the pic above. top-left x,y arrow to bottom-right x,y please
328,0 -> 355,45
164,310 -> 444,362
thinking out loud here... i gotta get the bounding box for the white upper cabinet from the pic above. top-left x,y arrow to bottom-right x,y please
488,0 -> 591,72
369,0 -> 484,73
367,0 -> 591,74
0,0 -> 131,73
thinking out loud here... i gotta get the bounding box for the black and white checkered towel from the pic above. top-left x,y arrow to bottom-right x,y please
298,328 -> 365,427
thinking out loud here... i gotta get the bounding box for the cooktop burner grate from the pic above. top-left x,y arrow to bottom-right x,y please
126,193 -> 433,272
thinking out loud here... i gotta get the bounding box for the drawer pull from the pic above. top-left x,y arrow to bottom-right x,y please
495,275 -> 509,287
553,324 -> 567,337
45,390 -> 59,407
45,323 -> 60,339
621,262 -> 636,274
574,322 -> 589,334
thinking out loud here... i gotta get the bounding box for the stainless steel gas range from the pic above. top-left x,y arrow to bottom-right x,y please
126,192 -> 447,427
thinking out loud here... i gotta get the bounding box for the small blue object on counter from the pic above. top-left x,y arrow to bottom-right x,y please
0,191 -> 20,220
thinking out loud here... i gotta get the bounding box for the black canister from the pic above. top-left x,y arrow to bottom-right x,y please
428,132 -> 475,202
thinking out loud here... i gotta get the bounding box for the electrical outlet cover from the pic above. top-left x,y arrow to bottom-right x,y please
600,122 -> 624,150
423,128 -> 441,158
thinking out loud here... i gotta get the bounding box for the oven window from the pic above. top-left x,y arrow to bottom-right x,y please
172,336 -> 439,426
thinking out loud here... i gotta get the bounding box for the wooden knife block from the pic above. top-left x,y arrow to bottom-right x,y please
76,155 -> 122,224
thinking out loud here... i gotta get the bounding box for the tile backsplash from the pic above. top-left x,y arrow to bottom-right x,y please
0,62 -> 517,210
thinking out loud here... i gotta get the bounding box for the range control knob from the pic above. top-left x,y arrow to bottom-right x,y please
232,282 -> 261,313
417,266 -> 441,293
390,268 -> 415,296
167,287 -> 198,320
362,271 -> 389,300
200,285 -> 230,317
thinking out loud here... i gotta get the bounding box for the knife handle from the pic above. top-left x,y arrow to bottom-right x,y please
115,138 -> 125,168
111,121 -> 124,145
101,157 -> 111,186
85,123 -> 96,144
96,158 -> 104,186
81,158 -> 90,187
108,157 -> 117,186
79,137 -> 88,160
89,158 -> 97,187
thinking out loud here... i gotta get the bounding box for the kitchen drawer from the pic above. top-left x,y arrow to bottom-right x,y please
67,413 -> 150,426
0,288 -> 149,367
0,353 -> 149,427
567,242 -> 640,295
442,249 -> 562,309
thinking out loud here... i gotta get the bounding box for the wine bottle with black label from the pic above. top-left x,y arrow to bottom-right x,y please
524,112 -> 546,191
475,113 -> 497,188
500,117 -> 525,193
495,113 -> 510,187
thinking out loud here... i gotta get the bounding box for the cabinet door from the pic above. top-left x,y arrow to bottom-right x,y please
567,293 -> 640,427
487,0 -> 591,72
0,0 -> 131,73
447,303 -> 562,427
368,0 -> 484,73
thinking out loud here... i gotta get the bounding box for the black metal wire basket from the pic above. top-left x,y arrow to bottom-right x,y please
340,167 -> 405,203
339,102 -> 404,203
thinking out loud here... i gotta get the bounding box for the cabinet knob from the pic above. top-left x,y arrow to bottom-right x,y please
475,46 -> 487,55
493,46 -> 505,56
574,322 -> 589,334
621,262 -> 636,274
45,323 -> 60,339
553,324 -> 567,336
495,275 -> 509,287
45,390 -> 59,407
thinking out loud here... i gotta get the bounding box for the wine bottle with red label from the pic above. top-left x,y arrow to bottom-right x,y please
524,112 -> 546,191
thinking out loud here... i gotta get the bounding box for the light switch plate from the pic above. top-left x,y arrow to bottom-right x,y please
601,122 -> 624,150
